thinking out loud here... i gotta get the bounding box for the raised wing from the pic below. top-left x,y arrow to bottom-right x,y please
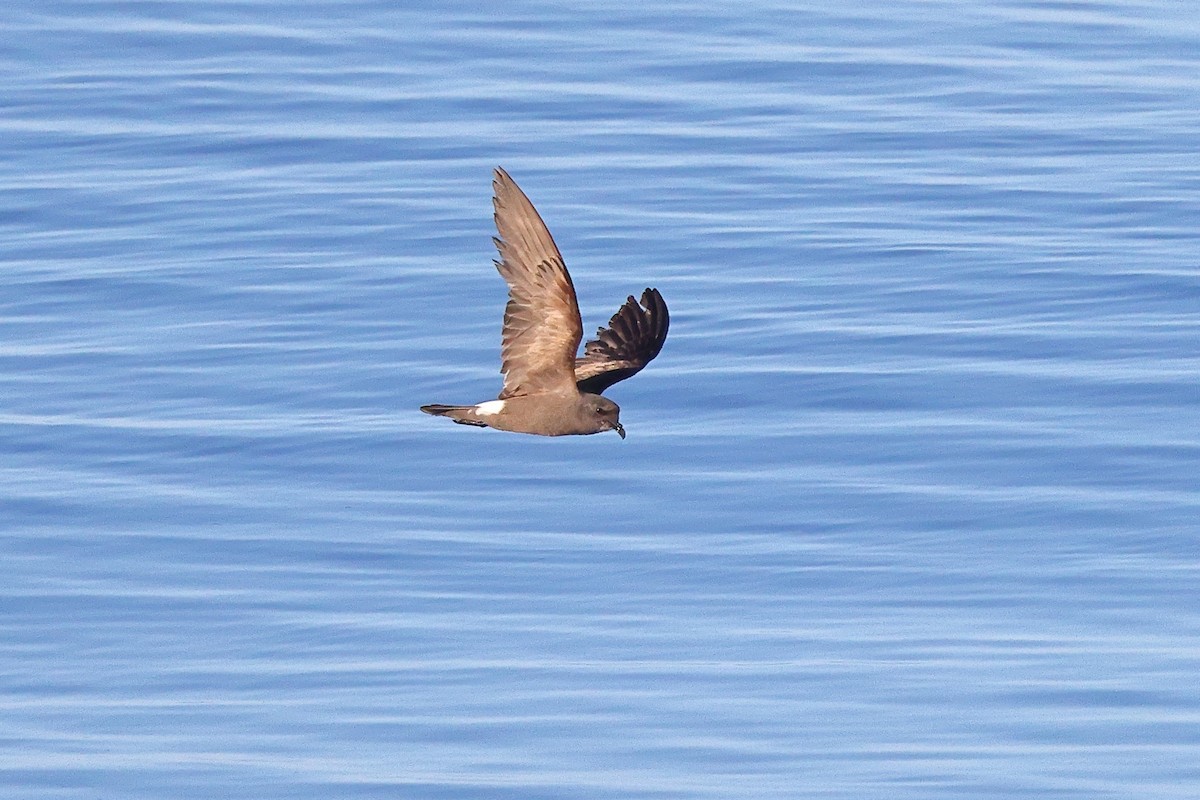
574,287 -> 669,395
491,168 -> 584,399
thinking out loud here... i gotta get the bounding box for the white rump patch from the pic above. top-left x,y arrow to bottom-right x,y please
474,400 -> 506,416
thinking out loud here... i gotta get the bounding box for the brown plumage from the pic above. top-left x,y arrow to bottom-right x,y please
491,168 -> 583,399
420,168 -> 669,438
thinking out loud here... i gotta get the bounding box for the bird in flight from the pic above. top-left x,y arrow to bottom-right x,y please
421,168 -> 669,438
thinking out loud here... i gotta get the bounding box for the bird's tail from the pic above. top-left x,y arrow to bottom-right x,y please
420,404 -> 488,427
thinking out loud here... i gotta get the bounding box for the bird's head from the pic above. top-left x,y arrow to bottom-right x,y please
586,394 -> 625,439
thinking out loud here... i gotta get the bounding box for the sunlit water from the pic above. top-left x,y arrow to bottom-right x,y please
3,1 -> 1199,798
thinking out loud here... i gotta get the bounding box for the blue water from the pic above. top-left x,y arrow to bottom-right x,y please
3,1 -> 1199,798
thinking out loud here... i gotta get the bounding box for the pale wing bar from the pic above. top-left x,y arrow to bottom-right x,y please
492,168 -> 584,398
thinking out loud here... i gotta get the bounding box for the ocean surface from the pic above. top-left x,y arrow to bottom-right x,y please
3,1 -> 1199,798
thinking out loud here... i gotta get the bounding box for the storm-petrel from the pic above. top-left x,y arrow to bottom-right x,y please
421,168 -> 668,438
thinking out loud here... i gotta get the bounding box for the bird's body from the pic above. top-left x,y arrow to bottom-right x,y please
421,168 -> 668,438
421,392 -> 622,437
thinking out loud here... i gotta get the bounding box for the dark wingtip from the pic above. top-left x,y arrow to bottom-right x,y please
642,287 -> 669,343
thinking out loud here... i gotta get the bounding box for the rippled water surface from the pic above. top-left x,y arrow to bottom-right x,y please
3,1 -> 1199,798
